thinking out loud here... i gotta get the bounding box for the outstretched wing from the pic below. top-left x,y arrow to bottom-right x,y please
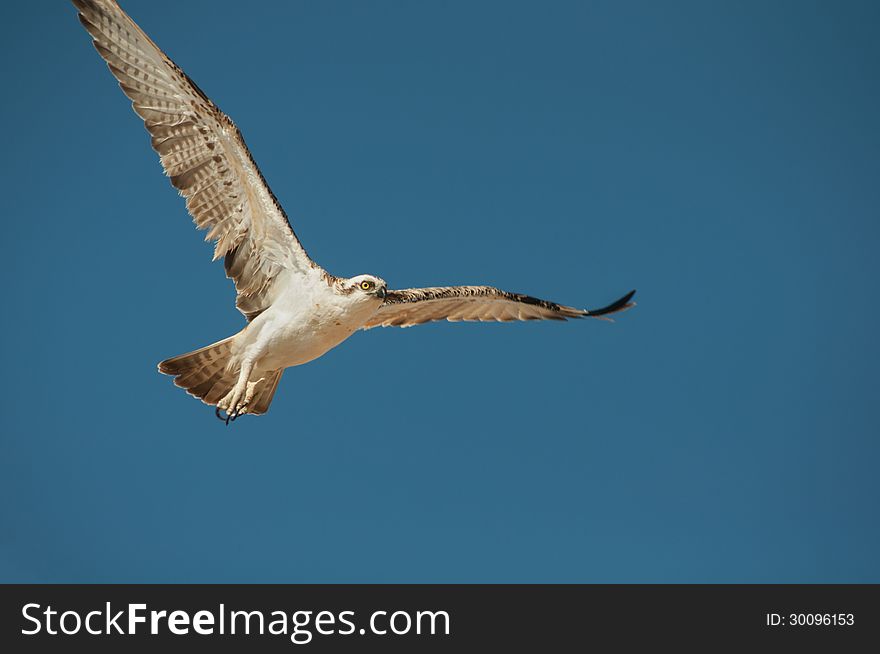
73,0 -> 321,321
362,287 -> 636,329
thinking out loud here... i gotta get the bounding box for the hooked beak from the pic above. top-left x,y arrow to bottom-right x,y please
376,286 -> 387,300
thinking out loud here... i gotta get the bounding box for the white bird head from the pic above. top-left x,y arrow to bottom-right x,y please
345,274 -> 388,300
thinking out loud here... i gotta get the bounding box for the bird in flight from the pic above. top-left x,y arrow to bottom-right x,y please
73,0 -> 636,423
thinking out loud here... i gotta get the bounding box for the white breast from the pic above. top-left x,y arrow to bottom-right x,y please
236,271 -> 382,371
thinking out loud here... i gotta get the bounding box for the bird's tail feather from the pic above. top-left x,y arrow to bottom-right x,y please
249,368 -> 284,415
157,336 -> 283,416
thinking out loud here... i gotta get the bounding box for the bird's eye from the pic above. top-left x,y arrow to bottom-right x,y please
360,281 -> 373,290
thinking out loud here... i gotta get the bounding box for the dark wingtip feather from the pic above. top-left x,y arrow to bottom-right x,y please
587,289 -> 636,317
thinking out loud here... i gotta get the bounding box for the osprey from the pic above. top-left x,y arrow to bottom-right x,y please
73,0 -> 636,422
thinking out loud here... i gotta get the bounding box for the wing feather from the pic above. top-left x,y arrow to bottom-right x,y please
363,287 -> 636,329
73,0 -> 323,321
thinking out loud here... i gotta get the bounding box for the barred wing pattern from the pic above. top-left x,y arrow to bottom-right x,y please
74,0 -> 318,321
363,287 -> 636,329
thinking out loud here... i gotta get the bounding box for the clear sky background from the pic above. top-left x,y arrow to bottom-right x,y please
1,1 -> 878,582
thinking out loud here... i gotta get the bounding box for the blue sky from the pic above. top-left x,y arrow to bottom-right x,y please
1,0 -> 878,582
